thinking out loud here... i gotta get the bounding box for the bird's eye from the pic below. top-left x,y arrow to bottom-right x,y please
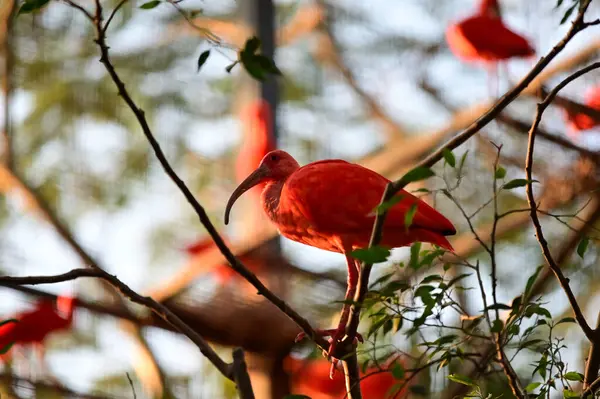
270,154 -> 278,161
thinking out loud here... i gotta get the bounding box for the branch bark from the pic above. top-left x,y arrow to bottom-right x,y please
524,61 -> 600,341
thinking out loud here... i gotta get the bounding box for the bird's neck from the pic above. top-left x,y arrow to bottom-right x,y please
478,0 -> 501,18
261,180 -> 284,222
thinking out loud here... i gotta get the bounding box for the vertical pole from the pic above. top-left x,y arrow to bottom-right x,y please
238,2 -> 289,399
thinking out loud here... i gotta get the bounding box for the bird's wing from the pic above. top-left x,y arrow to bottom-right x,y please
282,161 -> 455,235
459,17 -> 533,58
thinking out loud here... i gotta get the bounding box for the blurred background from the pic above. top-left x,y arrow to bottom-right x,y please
0,0 -> 599,398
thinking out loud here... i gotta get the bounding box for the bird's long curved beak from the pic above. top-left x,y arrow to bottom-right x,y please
224,166 -> 268,225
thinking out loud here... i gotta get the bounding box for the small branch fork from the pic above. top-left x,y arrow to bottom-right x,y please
525,60 -> 600,391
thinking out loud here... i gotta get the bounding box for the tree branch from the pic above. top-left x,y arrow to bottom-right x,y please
76,0 -> 329,354
346,0 -> 597,345
524,61 -> 600,342
0,269 -> 237,379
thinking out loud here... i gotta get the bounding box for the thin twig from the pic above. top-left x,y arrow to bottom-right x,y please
524,61 -> 600,342
61,0 -> 93,20
0,269 -> 234,379
125,373 -> 137,399
103,0 -> 129,33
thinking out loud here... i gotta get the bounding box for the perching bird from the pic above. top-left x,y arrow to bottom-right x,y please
446,0 -> 534,64
224,150 -> 456,370
562,85 -> 600,138
0,296 -> 75,377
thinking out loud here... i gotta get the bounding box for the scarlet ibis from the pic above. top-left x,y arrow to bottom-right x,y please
286,356 -> 409,398
0,296 -> 75,377
563,85 -> 600,137
446,0 -> 534,64
224,150 -> 456,369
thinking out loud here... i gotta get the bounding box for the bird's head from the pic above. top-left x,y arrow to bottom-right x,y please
224,150 -> 300,225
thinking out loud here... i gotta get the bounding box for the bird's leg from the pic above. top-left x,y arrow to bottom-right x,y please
325,254 -> 363,378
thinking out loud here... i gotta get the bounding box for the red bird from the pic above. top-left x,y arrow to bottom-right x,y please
286,356 -> 409,398
446,0 -> 534,64
0,296 -> 75,374
563,85 -> 600,137
224,150 -> 456,369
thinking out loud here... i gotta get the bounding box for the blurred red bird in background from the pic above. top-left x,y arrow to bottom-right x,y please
285,356 -> 409,398
562,85 -> 600,138
225,150 -> 456,373
446,0 -> 535,64
0,296 -> 76,377
184,99 -> 275,290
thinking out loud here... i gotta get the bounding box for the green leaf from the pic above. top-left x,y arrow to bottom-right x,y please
398,167 -> 435,186
139,0 -> 161,9
502,179 -> 538,190
372,195 -> 402,215
495,166 -> 506,179
524,265 -> 544,297
18,0 -> 50,14
447,374 -> 476,387
225,61 -> 238,73
442,148 -> 456,168
404,204 -> 418,229
391,363 -> 405,379
560,3 -> 577,24
556,317 -> 576,325
577,236 -> 590,259
562,389 -> 580,399
525,382 -> 541,392
0,342 -> 13,355
421,274 -> 443,284
564,371 -> 584,382
457,150 -> 469,177
196,50 -> 211,72
351,246 -> 390,264
243,36 -> 261,55
491,319 -> 503,333
409,242 -> 421,269
380,280 -> 410,296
